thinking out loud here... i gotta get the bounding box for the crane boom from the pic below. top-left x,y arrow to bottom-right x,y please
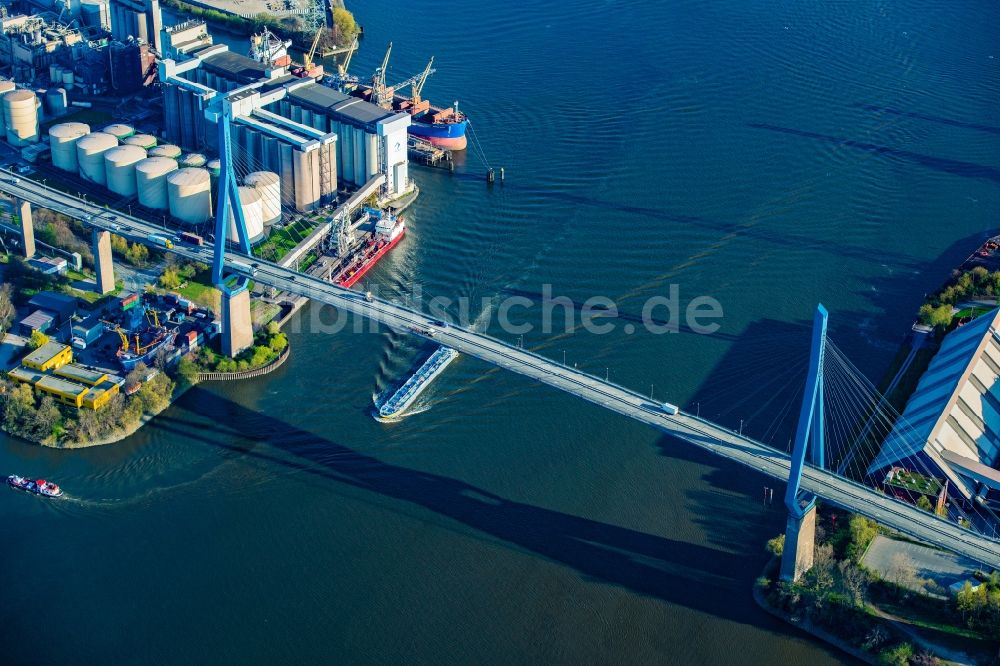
338,38 -> 358,77
412,56 -> 434,104
304,27 -> 324,69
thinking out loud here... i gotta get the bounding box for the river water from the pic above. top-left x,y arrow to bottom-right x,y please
3,0 -> 999,662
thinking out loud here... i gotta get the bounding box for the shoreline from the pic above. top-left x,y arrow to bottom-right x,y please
752,561 -> 877,665
1,382 -> 195,449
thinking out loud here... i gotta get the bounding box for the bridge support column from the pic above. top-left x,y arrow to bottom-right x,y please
92,229 -> 115,295
221,285 -> 253,358
15,199 -> 34,258
780,304 -> 828,582
780,500 -> 817,581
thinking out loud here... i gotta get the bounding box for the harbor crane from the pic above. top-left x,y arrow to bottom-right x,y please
370,42 -> 437,109
337,38 -> 358,78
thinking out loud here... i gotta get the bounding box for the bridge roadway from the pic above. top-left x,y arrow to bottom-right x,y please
4,176 -> 999,568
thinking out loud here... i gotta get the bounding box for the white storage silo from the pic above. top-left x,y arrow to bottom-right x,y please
179,152 -> 207,168
167,167 -> 212,225
149,144 -> 181,159
3,90 -> 39,146
48,122 -> 90,172
124,134 -> 157,150
206,158 -> 221,177
244,171 -> 281,225
0,81 -> 15,137
103,123 -> 134,141
135,157 -> 178,210
229,186 -> 264,243
76,132 -> 118,184
61,70 -> 74,90
104,144 -> 147,196
45,88 -> 67,117
49,64 -> 59,82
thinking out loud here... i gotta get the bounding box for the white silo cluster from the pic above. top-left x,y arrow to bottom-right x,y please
135,157 -> 178,210
3,90 -> 40,146
229,186 -> 264,243
76,132 -> 118,184
48,122 -> 91,172
104,144 -> 147,197
244,171 -> 281,226
167,167 -> 213,225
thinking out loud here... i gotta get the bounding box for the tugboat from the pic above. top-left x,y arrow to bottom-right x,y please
7,475 -> 63,497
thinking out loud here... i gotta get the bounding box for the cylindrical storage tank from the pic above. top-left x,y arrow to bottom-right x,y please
102,123 -> 133,141
206,158 -> 221,177
61,70 -> 74,90
123,133 -> 157,149
0,80 -> 16,134
244,171 -> 281,225
149,144 -> 181,159
3,90 -> 39,146
135,156 -> 178,210
229,186 -> 264,243
103,144 -> 147,196
75,132 -> 118,184
48,122 -> 90,172
45,88 -> 67,117
49,64 -> 58,81
167,167 -> 212,225
178,152 -> 206,168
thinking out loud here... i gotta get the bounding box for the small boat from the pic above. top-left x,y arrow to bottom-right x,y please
7,474 -> 63,497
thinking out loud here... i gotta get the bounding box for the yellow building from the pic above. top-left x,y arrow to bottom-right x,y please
9,358 -> 122,410
21,341 -> 73,372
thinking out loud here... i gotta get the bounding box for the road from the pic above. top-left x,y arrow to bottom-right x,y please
2,174 -> 999,568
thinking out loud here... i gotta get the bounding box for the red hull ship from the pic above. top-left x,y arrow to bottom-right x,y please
331,209 -> 406,288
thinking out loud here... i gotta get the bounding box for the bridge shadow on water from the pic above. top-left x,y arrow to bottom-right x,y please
156,387 -> 782,625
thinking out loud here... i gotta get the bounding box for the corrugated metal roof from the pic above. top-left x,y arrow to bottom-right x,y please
202,51 -> 268,83
19,309 -> 54,329
287,84 -> 394,126
869,308 -> 1000,499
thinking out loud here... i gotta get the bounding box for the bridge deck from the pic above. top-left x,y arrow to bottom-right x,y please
3,174 -> 998,568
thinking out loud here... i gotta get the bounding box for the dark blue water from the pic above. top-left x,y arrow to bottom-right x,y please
3,0 -> 999,662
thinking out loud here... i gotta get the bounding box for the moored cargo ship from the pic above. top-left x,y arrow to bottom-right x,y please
374,346 -> 459,421
330,208 -> 406,288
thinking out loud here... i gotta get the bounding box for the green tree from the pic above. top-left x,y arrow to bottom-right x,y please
331,7 -> 359,44
0,283 -> 13,335
878,642 -> 913,666
124,242 -> 149,267
27,329 -> 49,350
766,534 -> 784,558
159,267 -> 182,289
918,303 -> 953,329
176,357 -> 200,389
916,495 -> 933,512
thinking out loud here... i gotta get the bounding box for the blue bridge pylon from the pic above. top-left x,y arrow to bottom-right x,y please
780,303 -> 828,581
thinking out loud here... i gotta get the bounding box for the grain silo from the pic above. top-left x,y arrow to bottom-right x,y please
102,123 -> 134,141
149,144 -> 181,159
229,186 -> 264,243
244,171 -> 281,225
3,90 -> 39,146
124,134 -> 157,150
135,157 -> 178,210
167,167 -> 212,224
76,132 -> 118,184
104,144 -> 147,196
48,122 -> 91,172
61,70 -> 74,90
0,80 -> 14,131
179,152 -> 207,168
206,158 -> 221,177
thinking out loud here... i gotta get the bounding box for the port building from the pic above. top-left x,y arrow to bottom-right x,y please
868,308 -> 1000,519
158,42 -> 411,208
10,342 -> 122,410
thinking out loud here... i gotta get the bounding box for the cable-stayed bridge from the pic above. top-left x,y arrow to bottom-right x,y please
1,172 -> 998,573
